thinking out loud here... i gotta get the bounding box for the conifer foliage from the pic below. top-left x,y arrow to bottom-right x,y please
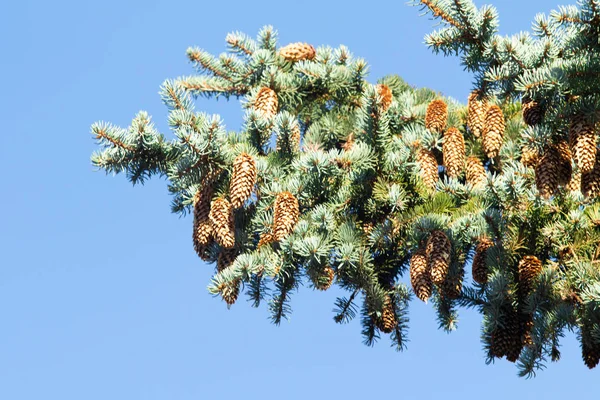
91,13 -> 600,376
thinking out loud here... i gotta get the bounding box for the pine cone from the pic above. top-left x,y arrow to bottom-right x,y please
521,314 -> 535,347
314,266 -> 335,291
279,42 -> 316,62
472,237 -> 493,284
482,105 -> 505,158
569,115 -> 597,173
230,153 -> 257,209
535,147 -> 559,198
376,84 -> 394,112
582,324 -> 600,369
440,265 -> 464,300
410,248 -> 432,302
467,90 -> 487,138
277,121 -> 301,153
566,169 -> 582,193
582,153 -> 600,197
219,279 -> 240,306
257,231 -> 275,248
376,296 -> 397,334
520,146 -> 539,168
273,192 -> 300,241
466,156 -> 486,188
490,306 -> 524,362
555,141 -> 573,186
443,127 -> 466,178
254,87 -> 278,118
217,248 -> 237,272
426,230 -> 452,285
518,255 -> 542,295
522,99 -> 543,126
209,198 -> 235,249
193,182 -> 214,260
425,99 -> 448,133
417,148 -> 439,190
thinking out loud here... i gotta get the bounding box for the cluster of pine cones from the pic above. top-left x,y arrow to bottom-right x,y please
410,230 -> 455,302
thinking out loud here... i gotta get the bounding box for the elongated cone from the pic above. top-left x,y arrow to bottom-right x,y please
376,296 -> 397,334
426,230 -> 451,285
193,181 -> 214,260
582,323 -> 600,369
209,198 -> 235,249
314,266 -> 335,291
254,87 -> 278,118
410,248 -> 432,302
279,42 -> 316,61
472,238 -> 493,284
417,149 -> 438,190
490,305 -> 524,362
273,192 -> 300,241
567,169 -> 582,193
582,153 -> 600,197
376,84 -> 394,112
466,156 -> 486,188
555,141 -> 572,186
217,248 -> 237,273
257,231 -> 275,248
482,105 -> 505,158
277,122 -> 301,153
522,99 -> 543,126
230,153 -> 257,209
467,90 -> 487,138
441,265 -> 464,300
443,127 -> 465,178
518,255 -> 542,295
535,147 -> 559,198
425,99 -> 448,133
219,279 -> 240,306
569,115 -> 597,173
520,146 -> 539,168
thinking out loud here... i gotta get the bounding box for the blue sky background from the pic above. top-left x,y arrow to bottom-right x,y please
1,0 -> 597,398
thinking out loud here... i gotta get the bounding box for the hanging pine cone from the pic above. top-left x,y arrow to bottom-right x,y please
277,122 -> 301,153
279,42 -> 316,62
518,255 -> 542,296
376,84 -> 394,112
217,248 -> 237,272
273,192 -> 300,241
219,279 -> 240,306
417,148 -> 439,190
254,87 -> 278,118
520,146 -> 539,168
443,127 -> 466,178
466,156 -> 486,188
569,115 -> 597,173
555,141 -> 573,186
193,181 -> 214,260
582,153 -> 600,197
520,314 -> 535,347
582,324 -> 600,369
566,169 -> 582,193
410,248 -> 432,302
376,296 -> 397,333
440,265 -> 464,300
257,231 -> 275,248
482,104 -> 505,158
425,99 -> 448,133
209,198 -> 235,249
467,90 -> 487,138
472,237 -> 493,284
490,306 -> 524,362
522,99 -> 543,126
426,230 -> 452,285
535,147 -> 560,198
314,266 -> 335,291
229,153 -> 257,209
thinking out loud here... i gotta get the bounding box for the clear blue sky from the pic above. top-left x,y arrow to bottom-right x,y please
1,1 -> 596,399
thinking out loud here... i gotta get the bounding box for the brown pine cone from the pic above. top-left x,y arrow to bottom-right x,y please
254,87 -> 278,118
230,153 -> 257,209
443,127 -> 466,178
217,248 -> 238,273
425,99 -> 448,133
518,255 -> 542,295
417,148 -> 439,191
273,192 -> 300,241
375,296 -> 397,334
279,42 -> 316,62
482,105 -> 505,158
314,266 -> 335,291
467,90 -> 487,138
520,146 -> 539,168
582,153 -> 600,197
410,248 -> 432,302
472,237 -> 493,284
555,141 -> 572,186
466,156 -> 486,188
209,198 -> 235,249
218,279 -> 240,306
535,147 -> 560,198
426,230 -> 452,286
193,181 -> 215,260
569,115 -> 597,173
376,84 -> 394,112
522,99 -> 543,126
